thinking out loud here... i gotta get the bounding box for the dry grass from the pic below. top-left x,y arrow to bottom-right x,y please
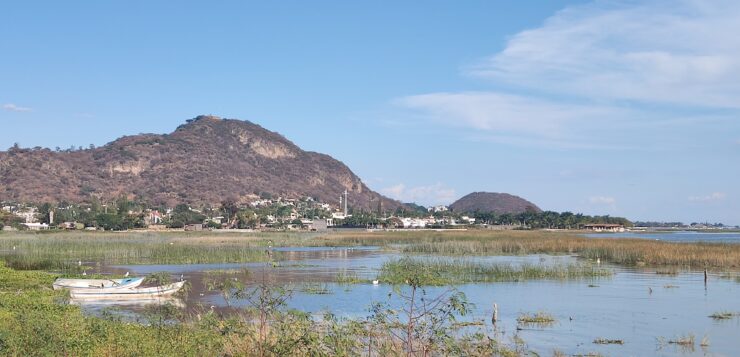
3,229 -> 740,269
312,230 -> 740,268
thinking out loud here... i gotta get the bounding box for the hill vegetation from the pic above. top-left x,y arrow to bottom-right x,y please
450,192 -> 541,214
0,115 -> 400,211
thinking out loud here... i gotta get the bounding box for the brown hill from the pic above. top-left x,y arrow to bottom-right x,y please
449,192 -> 541,214
0,115 -> 401,210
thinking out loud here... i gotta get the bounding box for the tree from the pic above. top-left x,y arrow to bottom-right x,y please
168,205 -> 206,228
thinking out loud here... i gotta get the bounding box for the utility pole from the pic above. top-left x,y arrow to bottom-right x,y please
343,190 -> 348,216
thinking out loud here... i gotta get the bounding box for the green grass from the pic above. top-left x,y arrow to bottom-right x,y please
0,232 -> 276,270
376,257 -> 612,286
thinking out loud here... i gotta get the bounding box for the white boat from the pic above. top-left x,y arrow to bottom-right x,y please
69,281 -> 186,299
70,296 -> 186,308
53,277 -> 144,290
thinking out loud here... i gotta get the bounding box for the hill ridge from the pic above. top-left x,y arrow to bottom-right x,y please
0,115 -> 401,210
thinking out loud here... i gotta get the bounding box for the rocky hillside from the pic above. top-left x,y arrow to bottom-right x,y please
449,192 -> 541,214
0,115 -> 401,210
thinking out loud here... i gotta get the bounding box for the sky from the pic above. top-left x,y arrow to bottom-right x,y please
2,0 -> 739,225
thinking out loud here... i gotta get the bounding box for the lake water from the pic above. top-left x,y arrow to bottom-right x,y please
584,230 -> 740,243
72,245 -> 740,357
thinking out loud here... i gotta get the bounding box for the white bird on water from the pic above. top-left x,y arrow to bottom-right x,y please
78,260 -> 82,266
124,272 -> 129,277
372,280 -> 379,285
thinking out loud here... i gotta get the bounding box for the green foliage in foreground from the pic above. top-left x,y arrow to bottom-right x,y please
377,257 -> 613,286
0,263 -> 222,356
0,262 -> 522,356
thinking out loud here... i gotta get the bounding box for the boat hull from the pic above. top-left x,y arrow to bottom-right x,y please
69,281 -> 186,300
53,277 -> 144,290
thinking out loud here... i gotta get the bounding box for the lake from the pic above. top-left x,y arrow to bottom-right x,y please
73,245 -> 740,357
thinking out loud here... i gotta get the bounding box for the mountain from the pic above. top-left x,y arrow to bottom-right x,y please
449,192 -> 541,214
0,115 -> 401,210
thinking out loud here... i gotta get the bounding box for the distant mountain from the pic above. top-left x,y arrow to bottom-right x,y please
449,192 -> 541,214
0,115 -> 401,210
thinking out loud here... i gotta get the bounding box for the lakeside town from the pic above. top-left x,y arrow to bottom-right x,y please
1,192 -> 733,233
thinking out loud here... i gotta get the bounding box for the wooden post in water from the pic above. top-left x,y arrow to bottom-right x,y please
492,303 -> 498,326
704,269 -> 708,284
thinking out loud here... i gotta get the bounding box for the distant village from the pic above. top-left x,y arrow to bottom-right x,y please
0,189 -> 666,233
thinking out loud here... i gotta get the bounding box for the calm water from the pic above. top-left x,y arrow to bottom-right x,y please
74,246 -> 740,357
584,230 -> 740,243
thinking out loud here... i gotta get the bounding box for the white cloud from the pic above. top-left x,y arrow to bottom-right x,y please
395,0 -> 740,149
589,196 -> 616,205
688,192 -> 726,202
470,0 -> 740,108
380,183 -> 456,206
2,103 -> 32,112
397,92 -> 621,139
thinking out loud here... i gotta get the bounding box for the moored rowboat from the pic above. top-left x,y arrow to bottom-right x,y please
69,281 -> 186,299
53,277 -> 144,290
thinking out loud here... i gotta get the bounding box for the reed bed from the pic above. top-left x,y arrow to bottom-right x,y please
328,230 -> 740,268
377,257 -> 612,286
3,229 -> 740,270
0,232 -> 274,270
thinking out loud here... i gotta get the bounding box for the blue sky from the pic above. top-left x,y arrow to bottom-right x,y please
2,1 -> 739,224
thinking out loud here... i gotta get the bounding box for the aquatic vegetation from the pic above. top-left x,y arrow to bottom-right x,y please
668,333 -> 695,346
335,271 -> 365,284
517,312 -> 556,326
593,338 -> 624,345
319,230 -> 740,268
0,232 -> 275,270
377,257 -> 612,286
655,268 -> 679,275
299,282 -> 332,295
708,311 -> 739,320
4,229 -> 740,269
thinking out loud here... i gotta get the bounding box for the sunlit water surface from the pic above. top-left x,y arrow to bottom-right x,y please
74,241 -> 740,357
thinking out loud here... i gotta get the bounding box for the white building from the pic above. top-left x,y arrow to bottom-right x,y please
22,222 -> 49,230
401,218 -> 427,228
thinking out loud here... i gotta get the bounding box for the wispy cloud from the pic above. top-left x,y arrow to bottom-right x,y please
2,103 -> 32,112
396,92 -> 621,139
395,0 -> 740,149
688,192 -> 726,202
470,0 -> 740,108
380,183 -> 456,206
